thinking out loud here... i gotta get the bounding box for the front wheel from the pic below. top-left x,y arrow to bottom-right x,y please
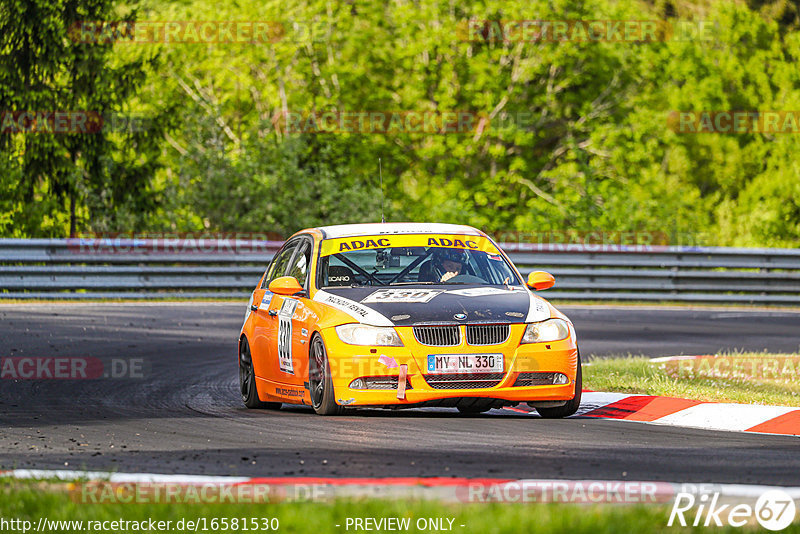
240,338 -> 281,410
536,351 -> 582,419
309,334 -> 343,416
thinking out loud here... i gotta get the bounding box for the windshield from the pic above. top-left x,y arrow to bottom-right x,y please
318,245 -> 522,287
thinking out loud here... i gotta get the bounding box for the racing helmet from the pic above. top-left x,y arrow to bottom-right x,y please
432,248 -> 469,267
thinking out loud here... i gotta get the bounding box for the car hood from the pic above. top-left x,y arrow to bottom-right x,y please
313,285 -> 550,326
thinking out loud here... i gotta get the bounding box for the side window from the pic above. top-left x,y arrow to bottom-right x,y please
287,240 -> 312,288
261,242 -> 298,289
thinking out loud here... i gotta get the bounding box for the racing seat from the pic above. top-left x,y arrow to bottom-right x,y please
327,265 -> 354,286
418,260 -> 439,283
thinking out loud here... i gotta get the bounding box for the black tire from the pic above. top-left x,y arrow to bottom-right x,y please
239,337 -> 281,410
536,351 -> 582,419
309,334 -> 343,416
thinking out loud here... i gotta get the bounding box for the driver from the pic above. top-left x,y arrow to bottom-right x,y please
431,248 -> 469,282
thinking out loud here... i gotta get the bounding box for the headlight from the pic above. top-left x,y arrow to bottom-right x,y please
335,324 -> 404,346
521,319 -> 570,343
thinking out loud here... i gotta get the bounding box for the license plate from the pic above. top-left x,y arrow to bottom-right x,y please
426,354 -> 503,374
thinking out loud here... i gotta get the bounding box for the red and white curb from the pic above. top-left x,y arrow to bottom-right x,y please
2,469 -> 800,504
505,391 -> 800,437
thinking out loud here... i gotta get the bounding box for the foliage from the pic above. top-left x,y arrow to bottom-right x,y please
1,0 -> 799,245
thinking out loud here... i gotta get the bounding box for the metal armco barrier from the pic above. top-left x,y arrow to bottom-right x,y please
1,239 -> 799,304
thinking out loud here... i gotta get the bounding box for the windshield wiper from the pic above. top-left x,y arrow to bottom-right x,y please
387,281 -> 435,286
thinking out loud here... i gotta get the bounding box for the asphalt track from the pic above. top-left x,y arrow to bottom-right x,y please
1,303 -> 798,485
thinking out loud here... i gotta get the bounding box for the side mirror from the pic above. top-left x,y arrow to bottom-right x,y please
268,276 -> 304,296
527,271 -> 555,291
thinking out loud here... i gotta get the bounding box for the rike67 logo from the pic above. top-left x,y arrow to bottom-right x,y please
669,489 -> 796,530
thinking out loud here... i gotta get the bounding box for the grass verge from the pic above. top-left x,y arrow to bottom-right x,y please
584,352 -> 800,406
1,479 -> 792,533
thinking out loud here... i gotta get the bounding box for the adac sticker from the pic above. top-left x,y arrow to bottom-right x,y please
319,233 -> 499,256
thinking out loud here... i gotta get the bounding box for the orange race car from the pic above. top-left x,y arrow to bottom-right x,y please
238,223 -> 581,416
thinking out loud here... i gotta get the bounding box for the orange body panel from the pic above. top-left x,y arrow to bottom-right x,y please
239,227 -> 579,409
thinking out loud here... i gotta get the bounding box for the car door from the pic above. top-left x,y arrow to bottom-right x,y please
250,240 -> 298,385
280,238 -> 317,385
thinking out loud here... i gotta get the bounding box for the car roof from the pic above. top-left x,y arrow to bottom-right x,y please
315,222 -> 486,239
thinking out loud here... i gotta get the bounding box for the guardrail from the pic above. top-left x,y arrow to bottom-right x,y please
1,239 -> 799,304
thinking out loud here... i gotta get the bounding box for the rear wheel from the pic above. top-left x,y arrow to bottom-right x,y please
239,338 -> 281,410
309,335 -> 343,416
536,351 -> 582,419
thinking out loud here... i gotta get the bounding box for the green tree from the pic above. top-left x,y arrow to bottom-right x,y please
0,0 -> 166,236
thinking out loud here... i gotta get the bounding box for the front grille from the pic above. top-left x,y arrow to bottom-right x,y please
413,325 -> 460,346
363,376 -> 412,390
423,372 -> 505,390
466,324 -> 510,345
513,372 -> 556,387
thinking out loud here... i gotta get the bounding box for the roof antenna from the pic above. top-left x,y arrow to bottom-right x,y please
379,157 -> 385,223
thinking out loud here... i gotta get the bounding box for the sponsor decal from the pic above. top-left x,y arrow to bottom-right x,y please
391,314 -> 411,321
525,295 -> 550,322
322,294 -> 369,318
446,287 -> 513,297
313,290 -> 393,326
275,386 -> 304,398
338,398 -> 356,405
277,299 -> 298,375
378,355 -> 399,369
259,290 -> 273,310
362,288 -> 443,304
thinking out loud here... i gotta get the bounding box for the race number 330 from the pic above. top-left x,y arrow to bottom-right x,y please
277,299 -> 298,374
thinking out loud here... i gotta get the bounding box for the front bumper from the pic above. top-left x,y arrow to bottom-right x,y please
322,324 -> 579,407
